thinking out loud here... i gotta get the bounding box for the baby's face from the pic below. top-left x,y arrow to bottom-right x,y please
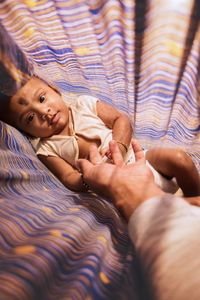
9,77 -> 69,138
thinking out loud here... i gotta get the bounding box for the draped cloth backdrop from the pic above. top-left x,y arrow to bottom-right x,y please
0,1 -> 199,299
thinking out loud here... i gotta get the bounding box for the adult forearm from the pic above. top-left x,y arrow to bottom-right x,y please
129,195 -> 200,300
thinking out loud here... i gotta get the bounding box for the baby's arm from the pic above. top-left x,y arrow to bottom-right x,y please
96,101 -> 133,158
38,154 -> 88,192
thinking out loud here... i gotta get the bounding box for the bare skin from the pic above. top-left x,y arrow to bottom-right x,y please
78,140 -> 165,220
78,140 -> 200,220
7,76 -> 200,196
146,148 -> 200,197
8,76 -> 132,191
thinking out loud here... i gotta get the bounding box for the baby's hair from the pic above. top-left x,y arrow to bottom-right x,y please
0,74 -> 61,115
0,75 -> 62,138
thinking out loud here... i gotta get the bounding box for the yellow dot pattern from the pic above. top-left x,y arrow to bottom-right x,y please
97,235 -> 107,245
74,47 -> 91,56
41,207 -> 53,215
99,272 -> 110,284
50,230 -> 63,238
14,245 -> 36,255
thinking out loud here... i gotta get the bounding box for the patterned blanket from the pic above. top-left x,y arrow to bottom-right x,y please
0,1 -> 199,299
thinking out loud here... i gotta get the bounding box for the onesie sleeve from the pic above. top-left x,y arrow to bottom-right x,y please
35,140 -> 58,157
75,95 -> 99,115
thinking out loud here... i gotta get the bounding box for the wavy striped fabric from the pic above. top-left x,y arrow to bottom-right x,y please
0,0 -> 199,299
0,122 -> 140,300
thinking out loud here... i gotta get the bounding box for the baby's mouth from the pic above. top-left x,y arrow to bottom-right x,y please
50,112 -> 59,125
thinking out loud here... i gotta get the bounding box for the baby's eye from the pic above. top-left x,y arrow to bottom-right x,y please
27,113 -> 34,123
39,94 -> 45,103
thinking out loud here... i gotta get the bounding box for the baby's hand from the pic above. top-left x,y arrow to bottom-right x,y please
100,145 -> 126,162
100,147 -> 112,159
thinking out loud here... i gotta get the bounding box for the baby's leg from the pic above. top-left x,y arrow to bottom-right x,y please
146,148 -> 200,197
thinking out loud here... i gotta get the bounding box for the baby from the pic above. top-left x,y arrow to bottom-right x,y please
4,76 -> 200,198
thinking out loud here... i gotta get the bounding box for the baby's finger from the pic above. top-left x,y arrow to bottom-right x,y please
100,147 -> 108,157
131,139 -> 145,162
109,140 -> 124,166
106,150 -> 112,160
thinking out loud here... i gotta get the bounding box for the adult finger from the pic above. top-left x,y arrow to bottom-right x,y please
77,158 -> 92,176
88,143 -> 103,165
109,140 -> 124,166
131,139 -> 145,162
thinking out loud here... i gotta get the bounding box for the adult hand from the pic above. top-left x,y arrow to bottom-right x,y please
77,140 -> 164,220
